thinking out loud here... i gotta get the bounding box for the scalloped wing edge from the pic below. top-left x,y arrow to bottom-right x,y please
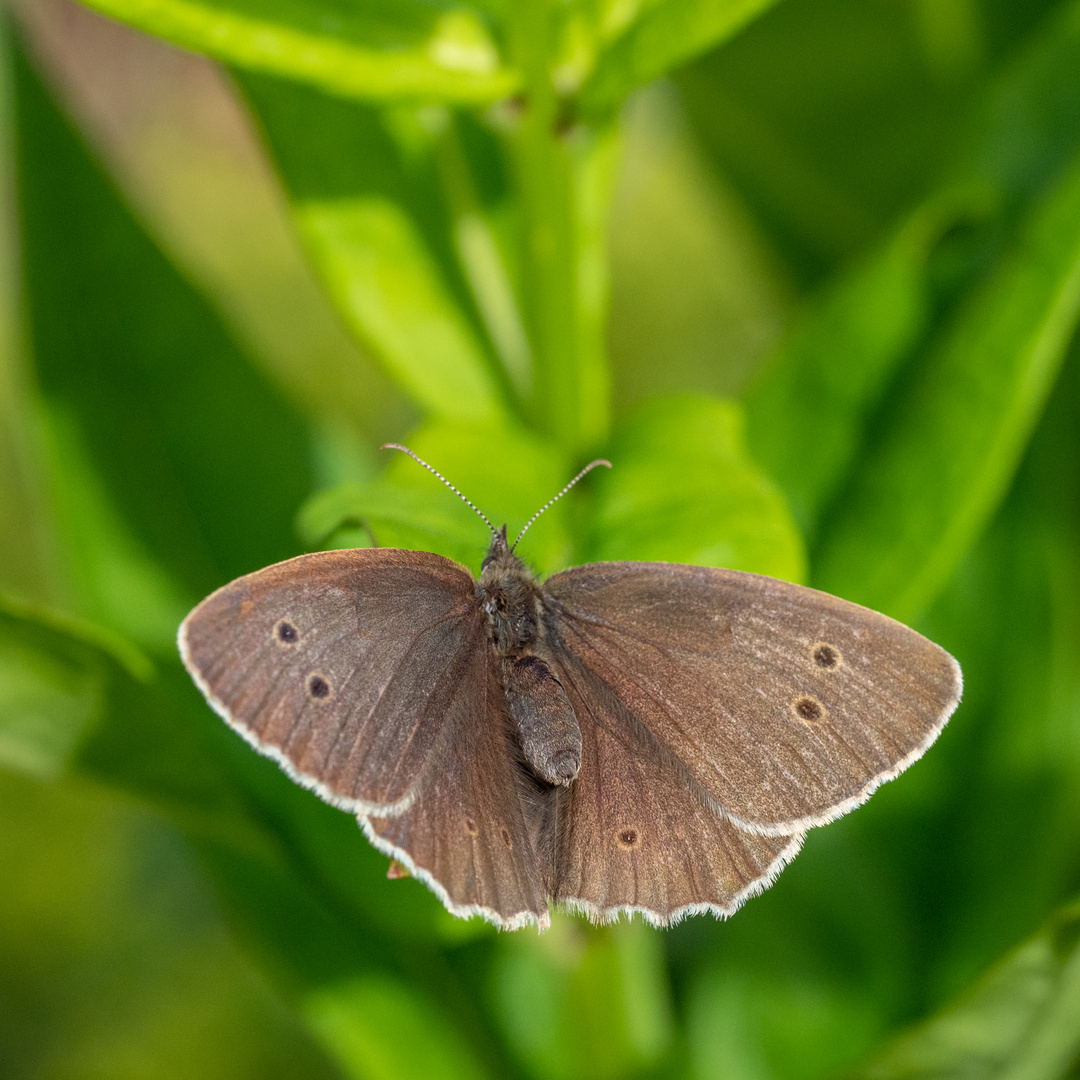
358,815 -> 551,932
555,830 -> 806,929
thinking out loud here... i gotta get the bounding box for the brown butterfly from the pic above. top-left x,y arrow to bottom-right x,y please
179,445 -> 962,931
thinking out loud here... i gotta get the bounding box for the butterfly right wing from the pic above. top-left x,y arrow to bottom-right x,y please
544,562 -> 961,836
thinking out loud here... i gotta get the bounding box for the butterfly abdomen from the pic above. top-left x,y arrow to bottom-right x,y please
504,654 -> 582,786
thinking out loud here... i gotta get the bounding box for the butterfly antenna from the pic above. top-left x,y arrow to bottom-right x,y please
381,443 -> 497,537
512,459 -> 611,551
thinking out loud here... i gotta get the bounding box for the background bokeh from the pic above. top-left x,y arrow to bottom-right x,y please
2,0 -> 1080,1077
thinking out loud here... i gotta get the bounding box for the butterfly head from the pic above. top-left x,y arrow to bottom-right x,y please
379,442 -> 609,656
481,524 -> 513,569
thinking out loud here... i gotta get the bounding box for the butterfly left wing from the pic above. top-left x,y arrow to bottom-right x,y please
180,547 -> 549,928
543,562 -> 961,837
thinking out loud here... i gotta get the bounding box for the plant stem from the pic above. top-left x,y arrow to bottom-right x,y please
506,0 -> 584,449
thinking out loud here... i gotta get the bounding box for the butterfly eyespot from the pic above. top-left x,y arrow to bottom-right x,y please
812,643 -> 841,669
500,827 -> 513,849
307,673 -> 332,700
793,696 -> 823,722
617,828 -> 640,850
275,619 -> 299,646
464,817 -> 479,836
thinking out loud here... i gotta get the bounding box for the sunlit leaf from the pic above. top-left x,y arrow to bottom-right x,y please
301,419 -> 571,575
589,395 -> 806,582
299,481 -> 477,567
238,74 -> 506,424
298,199 -> 503,421
814,153 -> 1080,620
78,0 -> 518,104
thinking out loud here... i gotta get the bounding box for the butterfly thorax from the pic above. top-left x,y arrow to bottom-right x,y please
478,526 -> 582,787
478,525 -> 543,657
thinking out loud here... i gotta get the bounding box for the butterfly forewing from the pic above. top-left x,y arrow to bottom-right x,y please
550,654 -> 802,925
179,549 -> 484,814
544,562 -> 962,834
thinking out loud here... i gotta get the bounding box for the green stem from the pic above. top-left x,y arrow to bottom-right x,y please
506,0 -> 582,448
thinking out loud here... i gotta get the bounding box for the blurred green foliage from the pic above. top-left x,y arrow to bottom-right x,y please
2,0 -> 1080,1078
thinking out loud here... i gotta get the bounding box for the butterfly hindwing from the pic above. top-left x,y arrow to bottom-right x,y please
549,652 -> 802,924
365,628 -> 550,929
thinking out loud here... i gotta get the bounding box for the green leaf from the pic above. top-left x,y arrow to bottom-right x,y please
964,1 -> 1080,213
589,395 -> 806,582
0,594 -> 148,779
237,74 -> 506,424
77,0 -> 518,104
857,901 -> 1080,1080
305,976 -> 490,1080
581,0 -> 785,113
37,403 -> 194,652
735,0 -> 1080,604
688,961 -> 884,1080
297,198 -> 503,421
299,481 -> 477,565
675,8 -> 961,281
0,86 -> 54,607
15,45 -> 314,597
813,152 -> 1080,620
744,200 -> 957,538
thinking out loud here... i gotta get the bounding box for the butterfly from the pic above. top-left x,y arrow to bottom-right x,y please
179,445 -> 962,930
